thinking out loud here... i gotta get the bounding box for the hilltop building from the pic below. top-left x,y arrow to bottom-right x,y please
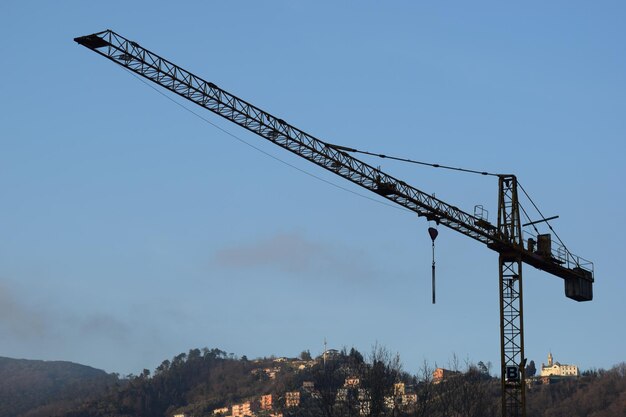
540,352 -> 579,377
320,348 -> 340,362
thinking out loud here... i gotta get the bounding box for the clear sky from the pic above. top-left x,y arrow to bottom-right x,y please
1,1 -> 624,376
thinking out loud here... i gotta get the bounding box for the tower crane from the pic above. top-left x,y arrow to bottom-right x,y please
74,30 -> 594,417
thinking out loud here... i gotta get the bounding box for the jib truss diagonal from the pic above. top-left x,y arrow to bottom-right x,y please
75,30 -> 501,248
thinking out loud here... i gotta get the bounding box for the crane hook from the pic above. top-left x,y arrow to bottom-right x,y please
428,227 -> 439,242
428,227 -> 438,304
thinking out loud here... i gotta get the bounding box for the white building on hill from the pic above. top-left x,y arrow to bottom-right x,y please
540,352 -> 579,377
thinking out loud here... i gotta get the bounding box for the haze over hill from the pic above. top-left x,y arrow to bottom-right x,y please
0,357 -> 118,417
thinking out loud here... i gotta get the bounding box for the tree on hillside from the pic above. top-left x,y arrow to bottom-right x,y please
349,348 -> 365,366
525,360 -> 536,378
365,344 -> 402,417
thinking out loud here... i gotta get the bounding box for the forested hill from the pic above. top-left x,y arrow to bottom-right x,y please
58,347 -> 625,417
0,357 -> 118,417
64,348 -> 319,417
2,349 -> 624,417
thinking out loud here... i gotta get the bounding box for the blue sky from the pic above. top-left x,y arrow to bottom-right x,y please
1,1 -> 624,376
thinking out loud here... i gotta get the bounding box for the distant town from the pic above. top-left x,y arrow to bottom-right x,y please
173,350 -> 580,417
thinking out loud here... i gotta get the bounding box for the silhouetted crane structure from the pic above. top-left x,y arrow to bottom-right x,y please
75,30 -> 594,417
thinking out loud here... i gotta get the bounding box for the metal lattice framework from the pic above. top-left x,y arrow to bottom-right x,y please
500,257 -> 525,416
75,30 -> 595,417
74,30 -> 496,245
498,175 -> 525,416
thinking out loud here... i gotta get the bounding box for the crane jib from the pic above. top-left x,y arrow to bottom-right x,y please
74,30 -> 593,294
73,32 -> 495,239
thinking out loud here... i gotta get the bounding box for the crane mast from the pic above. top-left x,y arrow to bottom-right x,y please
75,30 -> 594,417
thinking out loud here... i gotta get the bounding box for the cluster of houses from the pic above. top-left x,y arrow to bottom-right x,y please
177,351 -> 421,417
174,351 -> 579,417
203,377 -> 419,417
208,391 -> 299,417
249,356 -> 316,381
334,378 -> 419,415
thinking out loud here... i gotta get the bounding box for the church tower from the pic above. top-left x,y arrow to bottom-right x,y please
540,351 -> 579,378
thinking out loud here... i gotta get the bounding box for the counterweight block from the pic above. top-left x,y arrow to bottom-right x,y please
565,268 -> 593,301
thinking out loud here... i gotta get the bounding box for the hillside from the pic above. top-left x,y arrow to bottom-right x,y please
2,348 -> 621,417
59,347 -> 626,417
0,357 -> 118,417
